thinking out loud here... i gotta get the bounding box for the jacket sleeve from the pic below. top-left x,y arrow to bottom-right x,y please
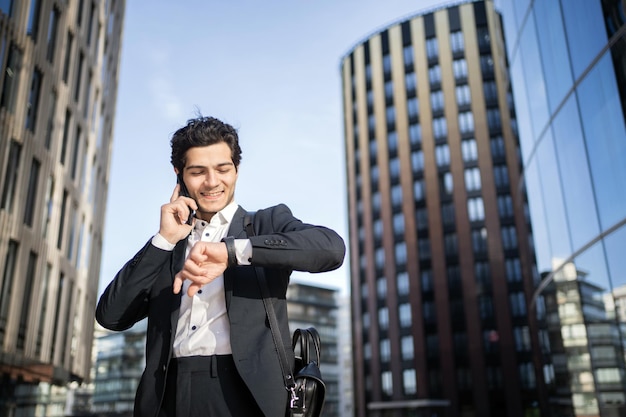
95,240 -> 173,331
247,204 -> 345,273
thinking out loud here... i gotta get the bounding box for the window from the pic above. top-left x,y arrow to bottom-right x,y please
453,59 -> 468,80
411,150 -> 424,174
414,179 -> 425,202
378,307 -> 389,330
24,159 -> 40,226
450,31 -> 464,53
383,54 -> 392,76
497,195 -> 513,218
461,138 -> 478,162
27,0 -> 42,38
478,295 -> 494,319
444,233 -> 458,256
384,80 -> 393,99
464,167 -> 481,191
441,172 -> 453,195
456,84 -> 471,106
416,207 -> 428,230
426,38 -> 438,59
17,251 -> 38,350
433,117 -> 447,138
395,242 -> 407,265
403,45 -> 414,67
404,369 -> 417,395
46,7 -> 59,62
484,81 -> 497,102
431,90 -> 444,112
60,109 -> 71,164
501,226 -> 518,250
62,32 -> 73,83
491,136 -> 505,158
1,43 -> 23,113
1,140 -> 21,211
74,52 -> 84,102
409,123 -> 422,146
510,292 -> 527,317
388,132 -> 398,154
472,228 -> 488,254
57,190 -> 68,249
435,144 -> 450,167
505,258 -> 522,283
41,176 -> 54,238
407,97 -> 419,118
45,90 -> 57,148
401,336 -> 414,360
513,326 -> 531,352
25,69 -> 43,132
405,72 -> 416,95
480,55 -> 494,77
423,301 -> 436,324
487,108 -> 501,130
493,165 -> 509,188
377,277 -> 387,299
393,212 -> 404,235
382,371 -> 393,396
397,272 -> 409,296
441,202 -> 455,226
391,184 -> 402,207
0,240 -> 19,343
458,111 -> 474,134
375,247 -> 385,269
418,238 -> 431,260
386,106 -> 396,128
428,65 -> 441,86
421,270 -> 433,292
380,339 -> 391,362
399,303 -> 412,327
468,197 -> 485,221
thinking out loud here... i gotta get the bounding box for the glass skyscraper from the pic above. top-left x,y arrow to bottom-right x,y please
496,0 -> 626,415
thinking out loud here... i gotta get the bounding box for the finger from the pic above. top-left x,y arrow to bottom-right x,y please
170,184 -> 181,203
187,283 -> 202,297
173,272 -> 184,294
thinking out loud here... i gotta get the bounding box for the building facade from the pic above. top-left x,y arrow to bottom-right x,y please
286,282 -> 342,417
496,0 -> 626,415
341,1 -> 543,416
0,0 -> 125,414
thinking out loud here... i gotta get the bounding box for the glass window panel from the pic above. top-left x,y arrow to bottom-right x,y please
561,0 -> 606,79
553,95 -> 600,250
533,0 -> 573,112
535,132 -> 572,262
578,53 -> 626,230
518,13 -> 549,137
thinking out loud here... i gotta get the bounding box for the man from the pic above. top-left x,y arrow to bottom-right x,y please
96,116 -> 345,417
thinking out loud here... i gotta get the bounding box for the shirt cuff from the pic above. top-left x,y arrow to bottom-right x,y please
234,239 -> 252,265
151,233 -> 176,251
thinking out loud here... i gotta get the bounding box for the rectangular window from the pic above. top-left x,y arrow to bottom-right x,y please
24,158 -> 40,226
46,7 -> 59,62
62,32 -> 73,83
42,176 -> 54,238
461,138 -> 478,162
74,52 -> 84,102
468,197 -> 485,221
86,2 -> 95,45
60,109 -> 71,164
435,144 -> 450,166
1,139 -> 22,211
0,43 -> 23,113
401,336 -> 414,360
17,251 -> 37,350
50,273 -> 64,361
57,190 -> 68,249
426,37 -> 438,59
45,90 -> 57,148
36,263 -> 51,356
0,240 -> 19,345
403,369 -> 417,395
25,68 -> 43,132
450,31 -> 465,53
464,167 -> 481,191
26,0 -> 42,38
70,126 -> 81,179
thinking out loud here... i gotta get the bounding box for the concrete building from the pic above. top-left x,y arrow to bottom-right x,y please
0,0 -> 125,414
341,1 -> 542,416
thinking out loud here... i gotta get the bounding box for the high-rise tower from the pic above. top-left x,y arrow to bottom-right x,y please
0,0 -> 125,414
341,1 -> 542,416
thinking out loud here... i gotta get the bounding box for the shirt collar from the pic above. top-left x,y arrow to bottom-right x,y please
193,200 -> 239,231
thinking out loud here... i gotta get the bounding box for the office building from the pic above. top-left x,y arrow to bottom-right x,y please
0,0 -> 125,414
341,1 -> 543,416
496,0 -> 626,415
287,281 -> 341,417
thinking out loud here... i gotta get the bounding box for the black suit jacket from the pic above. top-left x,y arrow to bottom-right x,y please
95,204 -> 345,417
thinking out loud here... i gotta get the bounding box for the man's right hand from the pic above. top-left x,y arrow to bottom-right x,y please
159,184 -> 198,244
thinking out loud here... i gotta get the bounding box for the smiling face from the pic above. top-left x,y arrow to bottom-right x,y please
179,143 -> 238,221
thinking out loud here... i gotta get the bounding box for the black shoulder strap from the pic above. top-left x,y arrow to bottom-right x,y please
244,212 -> 297,398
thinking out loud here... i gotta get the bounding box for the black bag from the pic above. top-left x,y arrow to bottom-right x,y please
243,212 -> 326,417
290,328 -> 326,417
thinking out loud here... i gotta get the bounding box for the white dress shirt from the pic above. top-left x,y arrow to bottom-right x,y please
151,201 -> 252,357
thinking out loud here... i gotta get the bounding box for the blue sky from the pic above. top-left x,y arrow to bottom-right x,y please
99,0 -> 447,296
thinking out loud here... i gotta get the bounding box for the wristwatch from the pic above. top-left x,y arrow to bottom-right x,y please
221,236 -> 237,267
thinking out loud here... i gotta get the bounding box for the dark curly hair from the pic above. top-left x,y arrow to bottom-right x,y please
170,116 -> 242,172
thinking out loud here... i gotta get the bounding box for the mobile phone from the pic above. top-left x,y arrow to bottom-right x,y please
177,174 -> 195,225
